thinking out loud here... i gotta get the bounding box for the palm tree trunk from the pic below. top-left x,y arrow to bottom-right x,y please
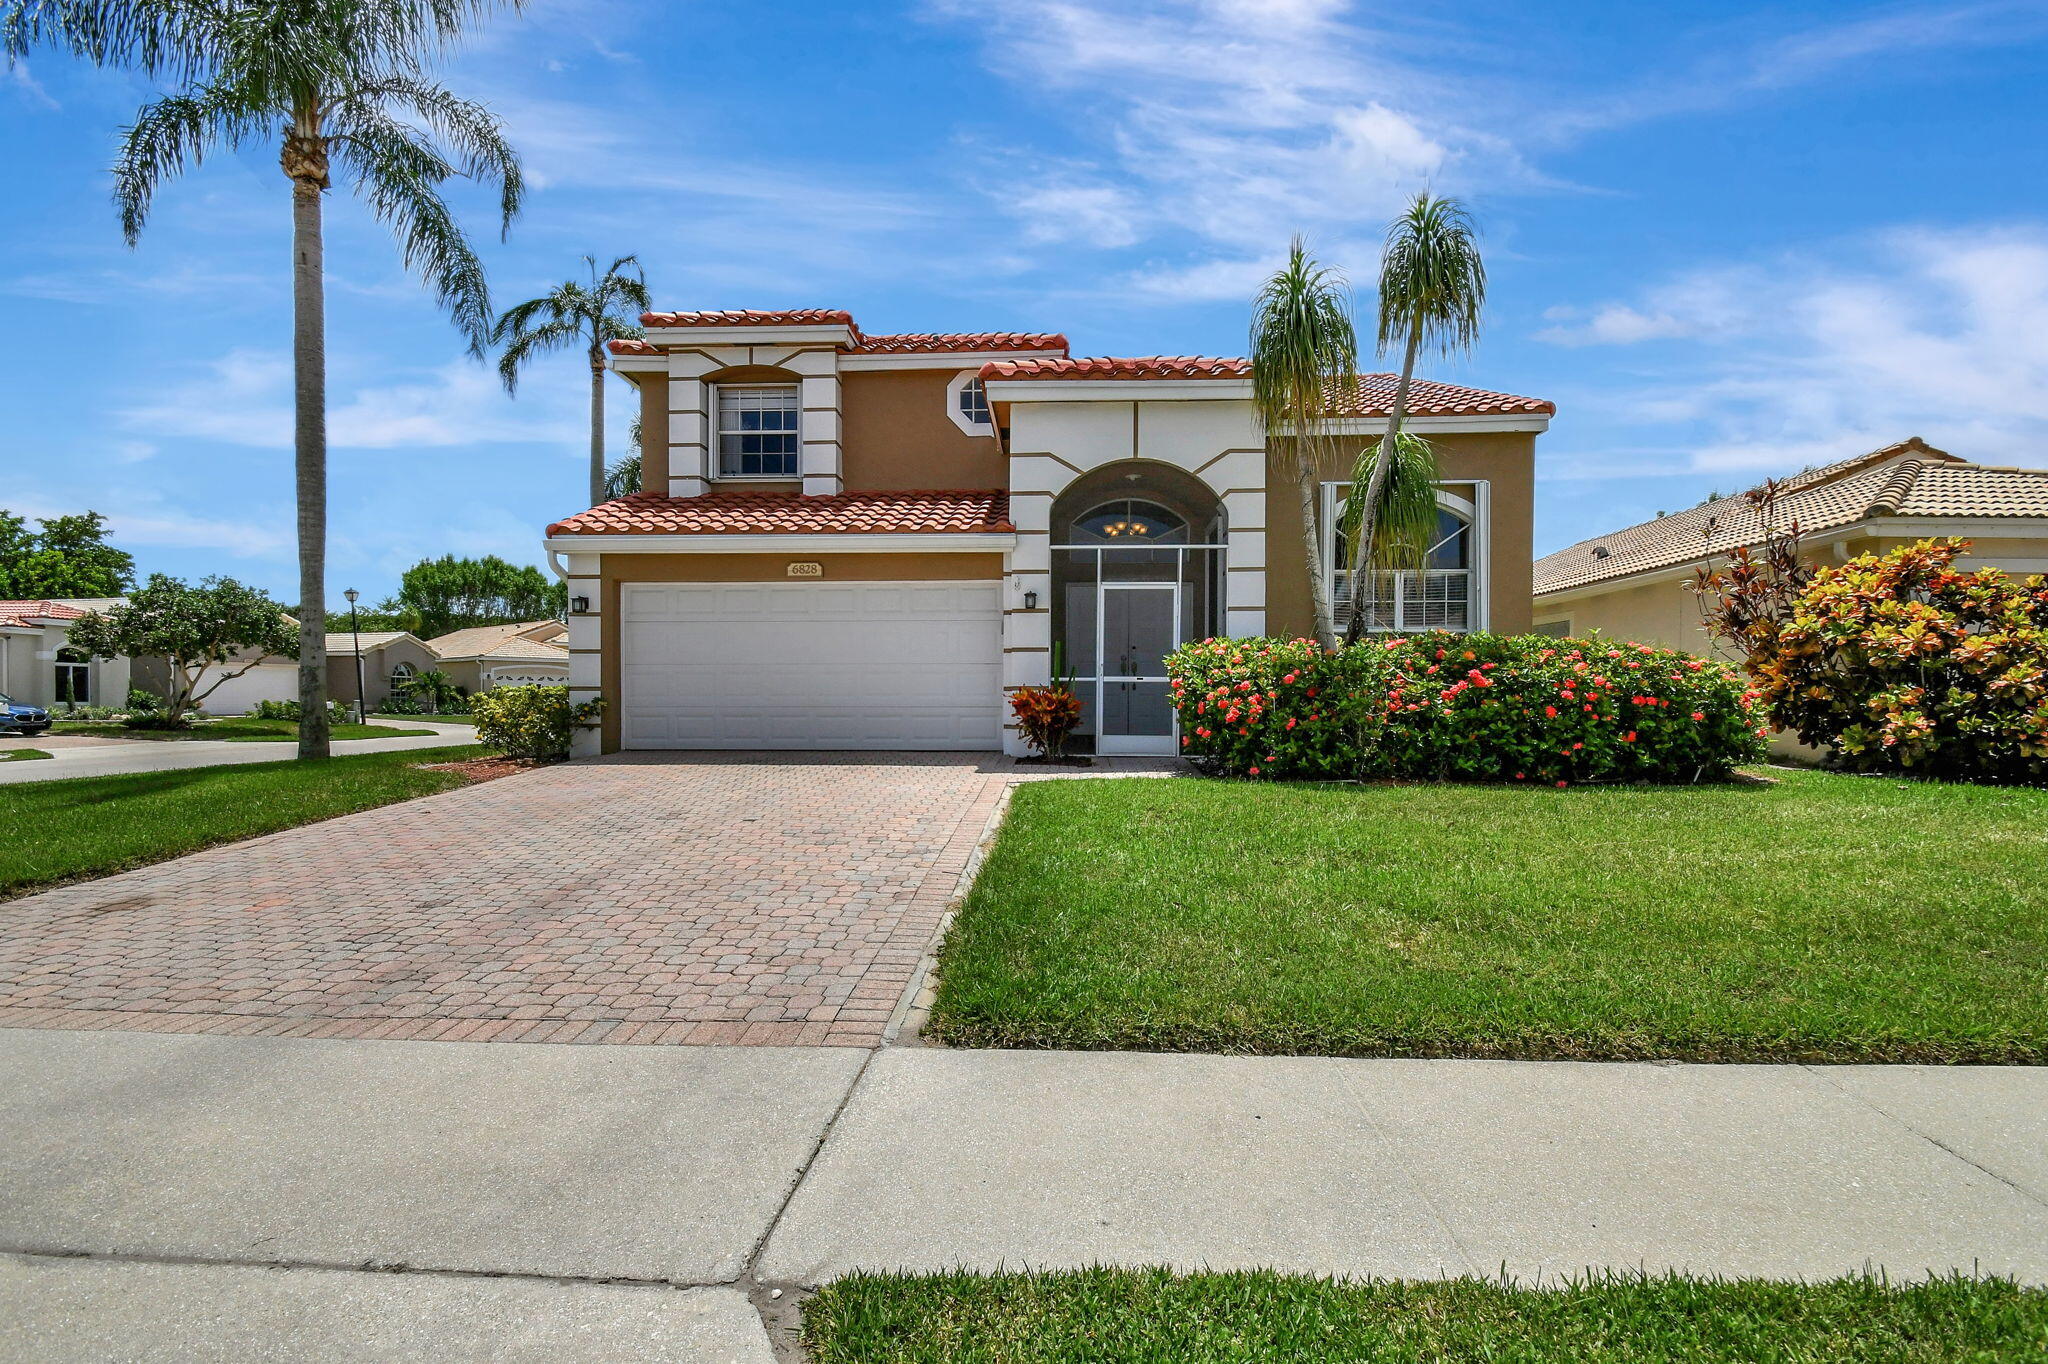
1343,326 -> 1422,644
290,160 -> 330,760
588,349 -> 606,506
1294,436 -> 1337,649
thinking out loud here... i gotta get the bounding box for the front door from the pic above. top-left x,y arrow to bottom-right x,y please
1097,582 -> 1177,755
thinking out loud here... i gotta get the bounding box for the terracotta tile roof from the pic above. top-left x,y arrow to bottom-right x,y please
0,599 -> 90,623
856,332 -> 1068,354
427,622 -> 571,663
547,489 -> 1014,537
981,355 -> 1249,381
641,308 -> 855,330
608,338 -> 659,356
1326,373 -> 1554,417
977,360 -> 1553,416
1533,438 -> 2048,595
324,631 -> 414,655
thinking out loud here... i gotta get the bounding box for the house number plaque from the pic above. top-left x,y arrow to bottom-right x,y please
787,561 -> 824,578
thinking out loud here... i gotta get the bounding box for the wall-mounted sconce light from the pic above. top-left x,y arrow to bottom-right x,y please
570,596 -> 591,614
1024,590 -> 1039,610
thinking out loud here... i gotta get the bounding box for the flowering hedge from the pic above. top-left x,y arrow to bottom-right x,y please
468,684 -> 603,761
1755,540 -> 2048,782
1168,633 -> 1765,785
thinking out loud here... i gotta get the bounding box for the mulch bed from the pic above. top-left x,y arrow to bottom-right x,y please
417,756 -> 539,784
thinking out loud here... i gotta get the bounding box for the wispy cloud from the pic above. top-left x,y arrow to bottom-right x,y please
1536,224 -> 2048,473
119,349 -> 588,450
3,59 -> 58,110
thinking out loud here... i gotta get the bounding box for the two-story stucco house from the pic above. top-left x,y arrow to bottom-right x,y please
544,309 -> 1552,757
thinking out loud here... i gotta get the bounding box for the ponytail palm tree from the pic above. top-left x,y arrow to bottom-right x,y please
3,0 -> 524,758
1250,237 -> 1357,649
494,254 -> 649,507
1343,193 -> 1486,643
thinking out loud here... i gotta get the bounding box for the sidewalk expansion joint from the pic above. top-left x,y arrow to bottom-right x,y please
1796,1064 -> 2048,1209
0,1242 -> 738,1293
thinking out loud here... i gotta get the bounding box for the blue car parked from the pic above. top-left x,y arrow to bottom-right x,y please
1,692 -> 52,735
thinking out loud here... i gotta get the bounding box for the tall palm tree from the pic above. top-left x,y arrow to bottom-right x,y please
494,255 -> 649,507
1250,237 -> 1357,649
4,0 -> 524,759
1343,193 -> 1486,643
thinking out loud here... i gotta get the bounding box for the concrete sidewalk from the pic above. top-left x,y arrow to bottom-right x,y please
3,1030 -> 2044,1358
0,719 -> 476,784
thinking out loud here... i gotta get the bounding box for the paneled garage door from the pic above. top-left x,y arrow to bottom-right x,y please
619,580 -> 1002,750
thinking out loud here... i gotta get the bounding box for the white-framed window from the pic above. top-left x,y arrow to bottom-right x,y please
389,660 -> 416,690
54,648 -> 90,705
715,384 -> 800,478
945,370 -> 995,436
1322,482 -> 1488,633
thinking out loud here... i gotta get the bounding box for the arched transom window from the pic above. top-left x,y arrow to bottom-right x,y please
1071,499 -> 1189,544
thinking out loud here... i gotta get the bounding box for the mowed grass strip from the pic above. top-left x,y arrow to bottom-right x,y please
0,749 -> 52,763
929,769 -> 2048,1063
48,718 -> 432,742
0,744 -> 491,900
803,1268 -> 2047,1364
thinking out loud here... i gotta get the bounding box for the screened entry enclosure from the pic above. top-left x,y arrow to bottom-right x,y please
1050,473 -> 1224,756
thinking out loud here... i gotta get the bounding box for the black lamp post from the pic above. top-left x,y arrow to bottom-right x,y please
344,588 -> 366,725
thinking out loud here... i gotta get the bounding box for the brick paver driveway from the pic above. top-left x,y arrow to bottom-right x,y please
0,754 -> 1018,1047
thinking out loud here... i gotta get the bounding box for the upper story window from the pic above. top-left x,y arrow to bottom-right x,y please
946,370 -> 996,436
717,384 -> 800,478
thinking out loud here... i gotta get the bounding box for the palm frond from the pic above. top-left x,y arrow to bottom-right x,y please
2,0 -> 225,84
494,315 -> 580,393
112,80 -> 266,244
1343,431 -> 1440,573
1249,235 -> 1356,436
1377,193 -> 1487,359
332,109 -> 493,353
339,71 -> 522,234
603,453 -> 641,501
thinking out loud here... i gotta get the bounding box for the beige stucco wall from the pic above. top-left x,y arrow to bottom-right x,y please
1265,430 -> 1538,639
633,374 -> 668,495
841,369 -> 1004,490
0,621 -> 130,709
329,637 -> 438,708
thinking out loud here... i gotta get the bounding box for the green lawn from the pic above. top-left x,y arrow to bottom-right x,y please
0,748 -> 52,762
49,718 -> 432,742
929,768 -> 2048,1063
803,1268 -> 2046,1363
0,744 -> 490,900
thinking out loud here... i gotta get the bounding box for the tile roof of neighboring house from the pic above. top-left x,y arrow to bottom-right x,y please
547,489 -> 1013,537
608,338 -> 659,356
855,332 -> 1068,354
1533,438 -> 2048,595
323,631 -> 413,655
427,622 -> 571,663
0,599 -> 91,622
977,359 -> 1554,416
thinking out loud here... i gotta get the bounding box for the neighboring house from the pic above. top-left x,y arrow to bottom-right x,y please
546,308 -> 1551,757
424,620 -> 570,693
1532,437 -> 2048,654
0,598 -> 130,708
326,631 -> 439,711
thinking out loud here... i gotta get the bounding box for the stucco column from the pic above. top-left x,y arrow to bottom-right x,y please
666,356 -> 712,497
564,553 -> 604,758
1001,486 -> 1055,756
791,350 -> 843,496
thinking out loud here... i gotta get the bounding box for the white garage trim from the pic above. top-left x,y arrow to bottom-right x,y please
620,580 -> 1001,750
192,662 -> 299,715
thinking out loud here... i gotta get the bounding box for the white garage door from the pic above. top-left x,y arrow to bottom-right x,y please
194,663 -> 299,715
620,580 -> 1001,750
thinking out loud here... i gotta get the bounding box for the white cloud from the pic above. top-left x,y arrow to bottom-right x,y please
3,60 -> 58,110
1009,183 -> 1145,249
120,349 -> 587,451
1540,224 -> 2048,473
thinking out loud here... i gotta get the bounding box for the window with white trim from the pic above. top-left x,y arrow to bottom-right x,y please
716,384 -> 800,477
389,660 -> 416,690
945,370 -> 996,435
1324,483 -> 1485,633
54,647 -> 90,705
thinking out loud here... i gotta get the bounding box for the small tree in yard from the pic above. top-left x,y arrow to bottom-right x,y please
68,575 -> 297,728
398,667 -> 459,713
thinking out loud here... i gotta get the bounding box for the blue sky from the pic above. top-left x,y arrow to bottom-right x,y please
5,0 -> 2048,604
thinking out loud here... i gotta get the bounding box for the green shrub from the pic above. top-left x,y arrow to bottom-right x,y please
1747,540 -> 2048,783
1169,633 -> 1764,785
53,703 -> 125,721
468,684 -> 601,760
126,688 -> 162,714
248,698 -> 354,725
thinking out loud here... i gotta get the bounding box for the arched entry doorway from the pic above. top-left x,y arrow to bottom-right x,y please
1049,462 -> 1225,754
